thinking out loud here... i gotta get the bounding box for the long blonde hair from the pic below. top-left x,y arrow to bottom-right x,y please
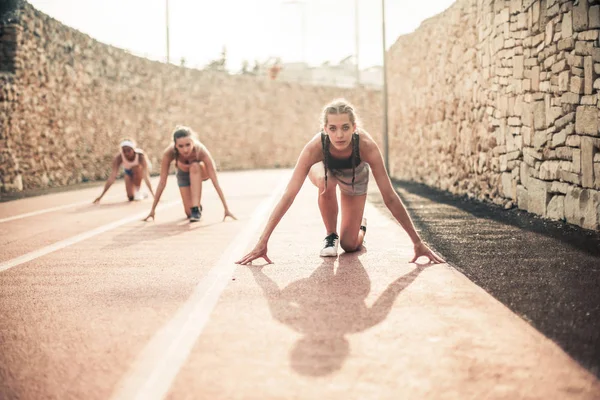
320,99 -> 361,191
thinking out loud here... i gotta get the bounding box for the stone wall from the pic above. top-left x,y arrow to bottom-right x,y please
0,2 -> 382,193
388,0 -> 600,230
3,1 -> 600,231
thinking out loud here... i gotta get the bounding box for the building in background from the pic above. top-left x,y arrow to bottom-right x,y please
251,56 -> 382,89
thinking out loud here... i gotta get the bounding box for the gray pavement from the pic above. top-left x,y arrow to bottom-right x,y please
384,180 -> 600,378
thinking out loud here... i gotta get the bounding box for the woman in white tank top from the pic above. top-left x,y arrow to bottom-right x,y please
93,139 -> 155,203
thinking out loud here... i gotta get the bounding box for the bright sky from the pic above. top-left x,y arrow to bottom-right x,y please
27,0 -> 455,71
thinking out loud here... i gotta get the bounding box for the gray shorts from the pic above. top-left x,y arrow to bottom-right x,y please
176,169 -> 191,187
329,162 -> 370,196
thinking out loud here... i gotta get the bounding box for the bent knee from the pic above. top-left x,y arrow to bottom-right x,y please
340,238 -> 360,253
189,162 -> 201,173
318,177 -> 338,196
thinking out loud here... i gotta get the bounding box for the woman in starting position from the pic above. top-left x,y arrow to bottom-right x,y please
144,126 -> 236,222
93,139 -> 154,203
237,99 -> 444,264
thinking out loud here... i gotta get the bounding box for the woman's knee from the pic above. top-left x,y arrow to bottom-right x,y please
199,162 -> 209,181
317,175 -> 337,197
340,238 -> 360,253
189,162 -> 201,174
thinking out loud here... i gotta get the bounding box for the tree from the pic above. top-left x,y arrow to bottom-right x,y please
240,60 -> 250,74
206,46 -> 227,71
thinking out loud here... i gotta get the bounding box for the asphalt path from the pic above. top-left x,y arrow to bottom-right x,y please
1,170 -> 598,399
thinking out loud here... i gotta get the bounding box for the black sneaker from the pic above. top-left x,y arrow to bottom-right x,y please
190,206 -> 202,222
320,232 -> 339,257
360,217 -> 367,247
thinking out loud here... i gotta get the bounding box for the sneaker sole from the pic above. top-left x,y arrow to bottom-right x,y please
320,250 -> 338,257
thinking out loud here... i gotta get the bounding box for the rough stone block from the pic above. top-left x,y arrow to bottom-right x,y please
539,161 -> 562,180
563,10 -> 574,37
513,55 -> 524,78
575,106 -> 598,135
501,172 -> 515,199
580,189 -> 600,229
527,177 -> 551,216
567,54 -> 584,68
547,106 -> 563,126
558,38 -> 575,51
573,0 -> 590,32
551,181 -> 570,194
584,56 -> 594,94
566,187 -> 600,229
570,75 -> 584,93
567,134 -> 581,147
552,129 -> 568,147
534,101 -> 546,130
565,186 -> 583,225
517,185 -> 528,210
556,146 -> 573,160
582,136 -> 596,187
561,92 -> 581,104
496,7 -> 510,26
590,5 -> 600,29
552,59 -> 568,74
575,41 -> 594,56
546,20 -> 555,45
560,170 -> 581,185
532,66 -> 540,90
578,30 -> 600,41
523,126 -> 533,145
555,112 -> 575,129
532,1 -> 541,26
547,195 -> 565,220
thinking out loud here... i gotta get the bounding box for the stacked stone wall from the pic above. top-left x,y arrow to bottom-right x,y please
0,2 -> 381,192
388,0 -> 600,230
3,1 -> 600,231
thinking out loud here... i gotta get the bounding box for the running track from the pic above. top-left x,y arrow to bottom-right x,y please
1,169 -> 599,399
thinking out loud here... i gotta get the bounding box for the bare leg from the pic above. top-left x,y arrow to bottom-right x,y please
179,186 -> 193,217
308,162 -> 339,235
131,165 -> 143,191
339,192 -> 367,252
124,174 -> 135,201
199,161 -> 209,181
189,162 -> 203,208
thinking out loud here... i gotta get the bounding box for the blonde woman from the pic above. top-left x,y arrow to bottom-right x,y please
144,126 -> 236,222
237,99 -> 444,264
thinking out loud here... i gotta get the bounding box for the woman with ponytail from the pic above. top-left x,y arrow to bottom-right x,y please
143,126 -> 236,222
237,98 -> 443,264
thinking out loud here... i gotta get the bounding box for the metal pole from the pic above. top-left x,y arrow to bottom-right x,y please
166,0 -> 170,64
355,0 -> 360,86
381,0 -> 389,173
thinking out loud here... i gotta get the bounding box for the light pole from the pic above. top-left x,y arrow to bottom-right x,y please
166,0 -> 170,64
381,0 -> 389,173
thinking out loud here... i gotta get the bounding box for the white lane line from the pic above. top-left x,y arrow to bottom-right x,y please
110,174 -> 290,400
0,200 -> 180,273
0,194 -> 123,224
